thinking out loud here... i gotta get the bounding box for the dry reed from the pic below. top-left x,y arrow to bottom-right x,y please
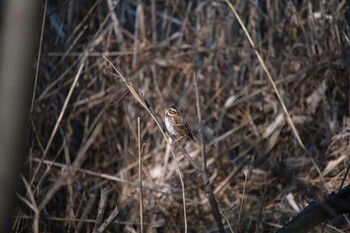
13,0 -> 350,232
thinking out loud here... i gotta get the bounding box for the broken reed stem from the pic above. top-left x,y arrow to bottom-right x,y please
193,73 -> 226,233
93,188 -> 110,232
93,188 -> 110,230
93,188 -> 120,233
137,117 -> 144,233
103,56 -> 187,233
95,204 -> 119,233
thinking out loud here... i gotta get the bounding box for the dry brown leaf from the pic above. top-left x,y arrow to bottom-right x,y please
306,80 -> 327,114
322,154 -> 347,176
291,115 -> 312,125
286,193 -> 301,212
224,93 -> 241,108
262,113 -> 285,139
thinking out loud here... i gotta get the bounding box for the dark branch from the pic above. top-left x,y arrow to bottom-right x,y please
93,188 -> 120,233
93,188 -> 110,232
276,184 -> 350,233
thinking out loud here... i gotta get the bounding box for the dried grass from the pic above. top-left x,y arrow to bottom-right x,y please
13,0 -> 350,232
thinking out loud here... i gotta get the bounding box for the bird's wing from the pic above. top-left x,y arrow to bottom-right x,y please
173,115 -> 199,142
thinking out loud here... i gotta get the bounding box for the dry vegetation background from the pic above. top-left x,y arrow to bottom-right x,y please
12,0 -> 350,232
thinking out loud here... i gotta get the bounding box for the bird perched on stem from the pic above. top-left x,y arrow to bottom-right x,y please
164,106 -> 199,143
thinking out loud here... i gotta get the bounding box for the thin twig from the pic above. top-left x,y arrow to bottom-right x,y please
193,73 -> 226,233
31,0 -> 47,113
132,0 -> 141,67
18,175 -> 39,233
75,193 -> 96,233
106,0 -> 124,47
237,167 -> 249,232
138,117 -> 144,233
109,89 -> 129,106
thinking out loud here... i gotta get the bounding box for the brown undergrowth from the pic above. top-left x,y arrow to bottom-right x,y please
13,0 -> 350,232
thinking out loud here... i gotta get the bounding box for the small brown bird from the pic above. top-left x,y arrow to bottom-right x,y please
164,106 -> 198,143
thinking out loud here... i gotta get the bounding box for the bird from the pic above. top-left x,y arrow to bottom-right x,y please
164,105 -> 199,143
